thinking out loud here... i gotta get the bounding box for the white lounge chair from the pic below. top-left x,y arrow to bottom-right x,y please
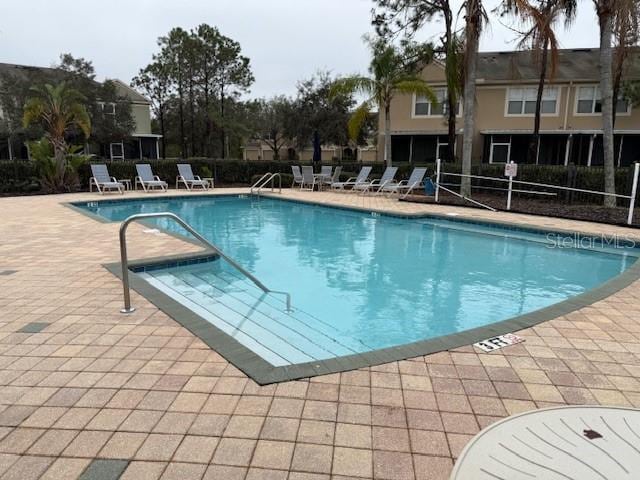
89,164 -> 125,194
355,166 -> 398,195
382,167 -> 428,198
300,166 -> 316,191
135,164 -> 168,192
176,164 -> 210,190
291,166 -> 303,188
331,166 -> 372,191
322,166 -> 342,188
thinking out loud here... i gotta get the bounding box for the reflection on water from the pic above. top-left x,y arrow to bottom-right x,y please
84,196 -> 636,350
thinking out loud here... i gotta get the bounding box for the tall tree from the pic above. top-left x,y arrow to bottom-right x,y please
287,71 -> 355,152
252,97 -> 295,160
131,62 -> 172,158
331,38 -> 435,166
373,0 -> 463,162
499,0 -> 576,164
460,0 -> 487,196
158,27 -> 190,158
612,0 -> 640,125
594,0 -> 618,207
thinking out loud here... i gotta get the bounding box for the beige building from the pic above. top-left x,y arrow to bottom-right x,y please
381,48 -> 640,166
242,141 -> 378,163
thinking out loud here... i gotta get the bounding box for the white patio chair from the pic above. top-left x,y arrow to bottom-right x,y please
330,166 -> 372,191
291,166 -> 303,188
356,167 -> 398,195
135,164 -> 168,192
381,167 -> 428,199
300,166 -> 316,191
89,164 -> 125,194
176,164 -> 210,190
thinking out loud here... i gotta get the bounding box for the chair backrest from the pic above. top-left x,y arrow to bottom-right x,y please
301,166 -> 315,183
330,166 -> 343,182
407,167 -> 428,186
291,165 -> 302,180
136,164 -> 154,181
177,163 -> 195,181
320,166 -> 332,177
380,167 -> 398,183
355,166 -> 373,183
91,164 -> 111,183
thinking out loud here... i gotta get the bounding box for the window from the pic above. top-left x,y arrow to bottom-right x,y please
576,86 -> 630,114
507,87 -> 558,115
110,142 -> 124,160
100,102 -> 116,115
414,88 -> 458,117
490,135 -> 511,163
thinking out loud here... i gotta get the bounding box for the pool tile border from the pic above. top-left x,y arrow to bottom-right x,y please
104,246 -> 640,385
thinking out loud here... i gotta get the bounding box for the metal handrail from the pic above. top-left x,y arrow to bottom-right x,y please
251,172 -> 282,195
119,212 -> 292,314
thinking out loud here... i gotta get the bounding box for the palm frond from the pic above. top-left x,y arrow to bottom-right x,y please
330,76 -> 376,100
394,79 -> 437,104
347,101 -> 372,141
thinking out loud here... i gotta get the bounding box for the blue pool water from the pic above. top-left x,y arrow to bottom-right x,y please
79,196 -> 638,366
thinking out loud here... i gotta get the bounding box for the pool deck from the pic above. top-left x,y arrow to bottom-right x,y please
1,188 -> 640,480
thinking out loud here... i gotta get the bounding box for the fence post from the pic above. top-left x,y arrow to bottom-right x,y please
435,158 -> 441,203
627,162 -> 639,225
505,161 -> 516,211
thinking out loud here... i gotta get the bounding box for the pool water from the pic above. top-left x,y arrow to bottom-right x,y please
80,196 -> 638,366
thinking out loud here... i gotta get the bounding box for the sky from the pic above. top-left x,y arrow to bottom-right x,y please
1,0 -> 600,99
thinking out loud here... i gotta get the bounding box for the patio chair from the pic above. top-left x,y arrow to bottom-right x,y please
176,164 -> 210,190
330,166 -> 372,191
89,164 -> 125,194
355,167 -> 398,195
291,166 -> 303,188
300,166 -> 316,191
322,166 -> 342,188
381,167 -> 428,199
135,164 -> 168,192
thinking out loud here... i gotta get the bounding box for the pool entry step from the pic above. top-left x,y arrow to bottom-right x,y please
136,259 -> 364,366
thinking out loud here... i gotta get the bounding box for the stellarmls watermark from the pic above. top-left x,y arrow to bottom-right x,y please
546,232 -> 637,250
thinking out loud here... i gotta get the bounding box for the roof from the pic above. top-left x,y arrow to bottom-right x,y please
0,62 -> 150,104
475,48 -> 640,83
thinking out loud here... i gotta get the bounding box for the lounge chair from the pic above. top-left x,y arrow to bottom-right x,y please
382,167 -> 428,198
89,164 -> 125,194
322,166 -> 342,188
355,166 -> 398,195
135,164 -> 168,192
176,164 -> 210,190
291,166 -> 303,188
331,166 -> 372,191
300,166 -> 316,191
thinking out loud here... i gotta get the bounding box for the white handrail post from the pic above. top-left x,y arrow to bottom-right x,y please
506,161 -> 515,211
627,162 -> 639,225
435,158 -> 441,203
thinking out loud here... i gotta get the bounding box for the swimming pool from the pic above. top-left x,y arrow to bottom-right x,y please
76,195 -> 639,382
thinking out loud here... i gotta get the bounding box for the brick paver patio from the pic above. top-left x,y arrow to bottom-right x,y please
1,188 -> 640,479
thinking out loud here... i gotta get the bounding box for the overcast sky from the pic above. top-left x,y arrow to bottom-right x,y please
2,0 -> 600,98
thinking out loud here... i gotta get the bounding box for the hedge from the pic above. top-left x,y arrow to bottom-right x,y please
1,158 -> 638,204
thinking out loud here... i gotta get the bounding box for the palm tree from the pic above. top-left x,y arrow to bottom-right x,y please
460,0 -> 487,196
612,0 -> 640,125
501,0 -> 577,164
594,0 -> 620,207
332,39 -> 436,166
23,82 -> 91,191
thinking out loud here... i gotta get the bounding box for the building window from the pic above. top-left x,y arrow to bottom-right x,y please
576,85 -> 630,114
507,87 -> 558,115
414,88 -> 458,117
100,102 -> 116,115
110,142 -> 124,160
490,135 -> 511,163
